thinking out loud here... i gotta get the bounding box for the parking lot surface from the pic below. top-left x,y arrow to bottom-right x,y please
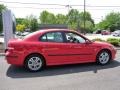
0,51 -> 120,90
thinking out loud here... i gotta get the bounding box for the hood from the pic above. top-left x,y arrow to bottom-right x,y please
93,41 -> 112,46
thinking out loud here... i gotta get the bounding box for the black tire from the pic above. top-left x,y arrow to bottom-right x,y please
25,54 -> 45,72
96,50 -> 111,65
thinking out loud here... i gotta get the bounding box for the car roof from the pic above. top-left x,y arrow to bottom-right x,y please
38,29 -> 74,32
26,29 -> 78,36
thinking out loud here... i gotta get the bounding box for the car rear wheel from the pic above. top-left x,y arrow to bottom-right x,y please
97,50 -> 111,65
25,54 -> 45,72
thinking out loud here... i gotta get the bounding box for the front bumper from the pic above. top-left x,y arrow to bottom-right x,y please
111,48 -> 117,60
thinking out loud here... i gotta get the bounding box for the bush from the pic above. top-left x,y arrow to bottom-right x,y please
107,38 -> 120,46
92,38 -> 105,42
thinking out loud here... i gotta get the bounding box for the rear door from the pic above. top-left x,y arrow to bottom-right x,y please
40,31 -> 70,65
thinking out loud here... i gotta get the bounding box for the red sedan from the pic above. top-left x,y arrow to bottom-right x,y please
5,29 -> 116,72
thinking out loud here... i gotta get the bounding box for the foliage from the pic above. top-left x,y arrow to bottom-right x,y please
80,12 -> 94,24
39,9 -> 94,33
80,20 -> 94,33
40,10 -> 56,24
67,9 -> 80,30
0,4 -> 6,12
92,38 -> 120,46
107,38 -> 120,46
67,9 -> 94,32
23,15 -> 38,32
16,24 -> 25,32
96,12 -> 120,32
16,18 -> 25,25
56,14 -> 67,24
92,38 -> 105,42
0,4 -> 6,33
16,17 -> 39,32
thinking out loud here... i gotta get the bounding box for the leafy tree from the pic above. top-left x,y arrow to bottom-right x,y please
79,12 -> 94,33
80,12 -> 94,24
67,9 -> 80,23
16,18 -> 25,25
23,15 -> 38,32
39,10 -> 94,32
97,12 -> 120,32
56,14 -> 67,24
16,24 -> 25,32
67,9 -> 94,32
40,10 -> 56,24
80,21 -> 94,33
67,9 -> 80,30
0,4 -> 6,33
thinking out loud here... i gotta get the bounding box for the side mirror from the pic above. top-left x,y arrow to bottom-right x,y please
85,40 -> 92,44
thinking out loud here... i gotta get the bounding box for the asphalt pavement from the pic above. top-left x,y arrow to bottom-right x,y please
0,51 -> 120,90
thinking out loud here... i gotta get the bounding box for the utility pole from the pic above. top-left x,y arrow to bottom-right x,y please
66,5 -> 72,30
84,0 -> 86,34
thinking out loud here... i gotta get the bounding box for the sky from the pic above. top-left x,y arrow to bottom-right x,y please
1,0 -> 120,23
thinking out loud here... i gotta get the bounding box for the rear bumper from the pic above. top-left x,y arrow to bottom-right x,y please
5,51 -> 24,66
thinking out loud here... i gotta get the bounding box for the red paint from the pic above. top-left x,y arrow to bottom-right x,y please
5,29 -> 117,66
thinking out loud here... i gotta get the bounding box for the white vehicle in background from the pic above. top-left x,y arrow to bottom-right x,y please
112,30 -> 120,37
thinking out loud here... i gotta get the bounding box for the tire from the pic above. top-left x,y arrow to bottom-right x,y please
96,50 -> 111,65
25,54 -> 45,72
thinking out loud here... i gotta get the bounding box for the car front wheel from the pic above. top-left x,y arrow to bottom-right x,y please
97,50 -> 111,65
25,54 -> 45,72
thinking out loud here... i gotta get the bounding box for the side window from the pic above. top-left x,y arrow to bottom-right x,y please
40,32 -> 64,43
65,32 -> 86,43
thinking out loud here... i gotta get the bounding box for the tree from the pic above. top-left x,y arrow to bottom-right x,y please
16,24 -> 25,32
16,18 -> 25,25
39,10 -> 94,32
80,21 -> 94,33
67,9 -> 80,30
0,4 -> 6,33
23,15 -> 38,32
79,12 -> 94,33
97,12 -> 120,32
67,9 -> 94,32
56,14 -> 67,24
40,10 -> 56,24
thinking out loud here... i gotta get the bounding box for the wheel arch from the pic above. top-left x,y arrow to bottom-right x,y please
24,52 -> 46,66
97,48 -> 112,60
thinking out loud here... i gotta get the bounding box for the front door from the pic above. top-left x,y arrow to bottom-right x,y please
63,32 -> 95,63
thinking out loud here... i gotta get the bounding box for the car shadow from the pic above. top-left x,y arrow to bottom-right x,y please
6,60 -> 120,78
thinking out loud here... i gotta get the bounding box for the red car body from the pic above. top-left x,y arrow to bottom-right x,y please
5,29 -> 116,67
